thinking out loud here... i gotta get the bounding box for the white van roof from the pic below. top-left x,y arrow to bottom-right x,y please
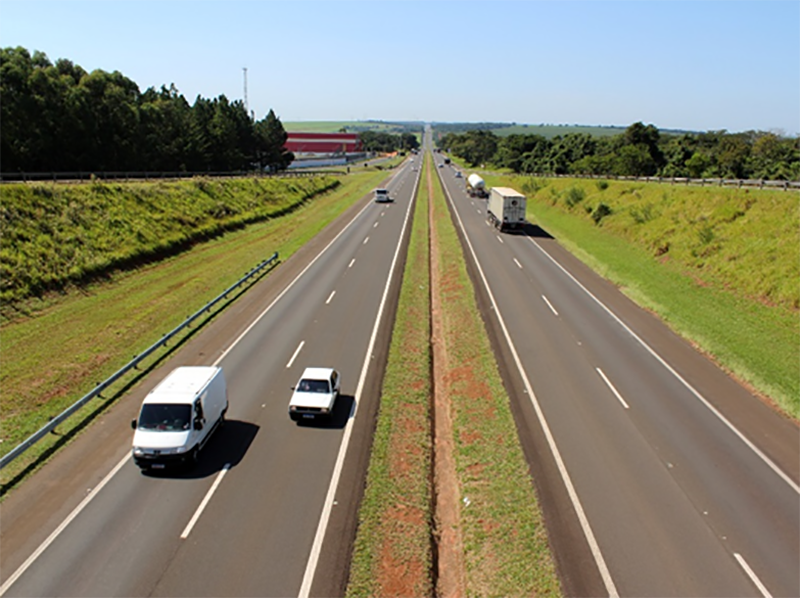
144,366 -> 219,404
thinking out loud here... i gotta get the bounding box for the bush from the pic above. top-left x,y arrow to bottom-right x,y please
630,202 -> 656,224
522,177 -> 548,195
596,180 -> 609,191
592,202 -> 613,225
565,186 -> 585,208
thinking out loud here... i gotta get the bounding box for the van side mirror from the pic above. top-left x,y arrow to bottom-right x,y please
193,418 -> 204,431
131,419 -> 137,430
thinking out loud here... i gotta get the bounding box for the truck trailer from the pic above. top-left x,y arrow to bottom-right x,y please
487,187 -> 527,232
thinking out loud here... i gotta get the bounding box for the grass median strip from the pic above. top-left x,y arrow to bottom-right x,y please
348,152 -> 561,596
347,156 -> 433,596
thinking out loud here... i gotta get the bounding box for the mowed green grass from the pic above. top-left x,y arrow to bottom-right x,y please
0,170 -> 390,489
347,154 -> 433,597
485,174 -> 799,417
431,164 -> 561,596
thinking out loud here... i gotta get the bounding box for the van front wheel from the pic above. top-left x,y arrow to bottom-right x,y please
187,446 -> 200,470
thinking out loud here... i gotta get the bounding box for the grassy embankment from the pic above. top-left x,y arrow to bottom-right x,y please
1,176 -> 339,309
482,174 -> 800,418
0,170 -> 391,489
347,154 -> 560,596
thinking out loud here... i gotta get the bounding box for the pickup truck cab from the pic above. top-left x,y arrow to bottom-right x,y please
289,367 -> 340,421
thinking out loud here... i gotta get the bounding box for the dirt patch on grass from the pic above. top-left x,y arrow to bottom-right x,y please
429,164 -> 467,598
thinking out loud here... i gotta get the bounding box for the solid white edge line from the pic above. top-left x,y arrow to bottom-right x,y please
525,236 -> 800,495
513,257 -> 523,269
325,290 -> 336,305
440,170 -> 619,597
286,341 -> 304,369
0,452 -> 130,597
180,464 -> 230,539
734,553 -> 773,598
542,295 -> 559,316
297,158 -> 421,598
596,368 -> 630,409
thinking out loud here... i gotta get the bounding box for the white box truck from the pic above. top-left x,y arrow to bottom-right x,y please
131,366 -> 228,471
487,187 -> 527,232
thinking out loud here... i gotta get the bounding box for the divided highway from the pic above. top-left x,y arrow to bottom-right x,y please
0,161 -> 421,597
436,158 -> 799,597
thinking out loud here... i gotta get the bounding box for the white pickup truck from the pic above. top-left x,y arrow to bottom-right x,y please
289,367 -> 341,421
374,188 -> 392,203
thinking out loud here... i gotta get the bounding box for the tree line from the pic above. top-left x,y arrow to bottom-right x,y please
437,122 -> 799,181
358,130 -> 420,153
1,47 -> 294,173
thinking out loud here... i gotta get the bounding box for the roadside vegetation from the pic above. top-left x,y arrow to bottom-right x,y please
439,122 -> 799,180
484,174 -> 799,418
0,176 -> 338,311
1,47 -> 294,174
0,170 -> 390,490
347,154 -> 433,597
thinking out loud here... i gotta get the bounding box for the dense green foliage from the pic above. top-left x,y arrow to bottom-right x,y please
358,130 -> 420,153
1,47 -> 294,173
0,176 -> 338,307
441,122 -> 800,180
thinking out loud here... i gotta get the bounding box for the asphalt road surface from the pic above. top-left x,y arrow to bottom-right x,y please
437,159 -> 799,597
0,160 -> 421,597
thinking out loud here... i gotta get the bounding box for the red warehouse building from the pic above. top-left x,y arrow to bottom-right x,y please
284,132 -> 361,155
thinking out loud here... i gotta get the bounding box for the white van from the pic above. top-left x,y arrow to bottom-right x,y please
131,366 -> 228,470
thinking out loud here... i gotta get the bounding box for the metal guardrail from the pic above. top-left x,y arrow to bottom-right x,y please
590,175 -> 800,191
468,168 -> 800,191
0,252 -> 279,470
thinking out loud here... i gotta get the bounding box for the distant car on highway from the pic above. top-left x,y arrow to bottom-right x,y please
438,163 -> 444,168
374,188 -> 392,203
289,367 -> 340,421
455,171 -> 462,178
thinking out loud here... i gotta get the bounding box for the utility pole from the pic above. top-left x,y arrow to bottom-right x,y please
243,67 -> 249,118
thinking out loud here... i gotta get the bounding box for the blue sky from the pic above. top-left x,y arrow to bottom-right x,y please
1,0 -> 798,133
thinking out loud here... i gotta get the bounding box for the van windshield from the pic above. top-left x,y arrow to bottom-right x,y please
298,379 -> 330,393
138,404 -> 192,431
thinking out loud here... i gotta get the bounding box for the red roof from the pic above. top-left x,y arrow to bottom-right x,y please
285,132 -> 361,153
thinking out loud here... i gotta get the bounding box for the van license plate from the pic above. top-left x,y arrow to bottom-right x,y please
152,463 -> 165,469
303,414 -> 314,419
